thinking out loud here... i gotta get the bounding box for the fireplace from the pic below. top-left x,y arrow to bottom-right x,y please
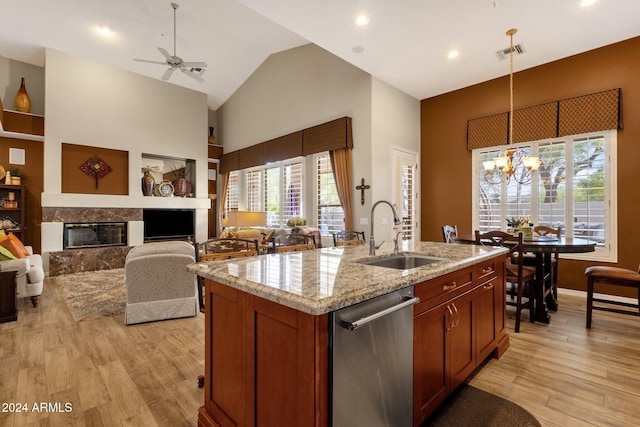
63,222 -> 127,250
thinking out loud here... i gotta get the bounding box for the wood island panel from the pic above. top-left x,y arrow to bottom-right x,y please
200,279 -> 328,427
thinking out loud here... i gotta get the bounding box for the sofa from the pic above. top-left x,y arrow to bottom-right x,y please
0,245 -> 45,307
123,241 -> 199,325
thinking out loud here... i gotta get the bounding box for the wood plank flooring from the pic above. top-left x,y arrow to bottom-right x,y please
1,277 -> 639,426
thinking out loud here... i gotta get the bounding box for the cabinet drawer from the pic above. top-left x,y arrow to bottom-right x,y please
414,268 -> 473,314
476,258 -> 499,282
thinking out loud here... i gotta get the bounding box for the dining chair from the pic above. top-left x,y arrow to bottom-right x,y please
475,230 -> 536,333
442,225 -> 459,243
273,232 -> 316,253
333,230 -> 366,247
585,263 -> 640,328
194,238 -> 260,311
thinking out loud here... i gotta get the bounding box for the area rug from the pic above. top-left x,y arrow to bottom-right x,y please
425,384 -> 541,427
53,268 -> 126,322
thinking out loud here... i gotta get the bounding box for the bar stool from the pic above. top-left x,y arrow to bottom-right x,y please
585,264 -> 640,328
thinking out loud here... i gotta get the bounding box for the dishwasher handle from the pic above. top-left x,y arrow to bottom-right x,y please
339,296 -> 420,331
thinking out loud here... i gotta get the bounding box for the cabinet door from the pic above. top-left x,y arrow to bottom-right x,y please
414,302 -> 450,424
448,290 -> 476,390
205,280 -> 248,427
475,256 -> 508,361
475,277 -> 499,362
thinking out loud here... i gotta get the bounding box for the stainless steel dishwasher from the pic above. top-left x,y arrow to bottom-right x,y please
330,287 -> 419,427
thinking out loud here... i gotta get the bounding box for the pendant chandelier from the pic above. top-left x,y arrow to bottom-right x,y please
483,28 -> 541,185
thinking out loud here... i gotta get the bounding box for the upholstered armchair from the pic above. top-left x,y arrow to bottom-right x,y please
123,241 -> 199,325
0,246 -> 44,307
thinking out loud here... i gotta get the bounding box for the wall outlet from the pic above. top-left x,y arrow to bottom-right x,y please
360,217 -> 368,225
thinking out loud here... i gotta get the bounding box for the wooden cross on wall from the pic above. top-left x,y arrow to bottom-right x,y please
355,178 -> 370,205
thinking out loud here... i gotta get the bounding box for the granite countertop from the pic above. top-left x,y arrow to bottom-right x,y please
187,241 -> 507,315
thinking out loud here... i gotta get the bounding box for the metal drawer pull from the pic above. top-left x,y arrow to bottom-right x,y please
452,303 -> 460,328
442,281 -> 457,291
340,296 -> 420,331
483,283 -> 494,290
446,305 -> 454,331
482,266 -> 493,274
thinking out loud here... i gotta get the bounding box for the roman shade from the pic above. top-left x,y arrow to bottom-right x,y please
467,88 -> 621,150
219,117 -> 353,172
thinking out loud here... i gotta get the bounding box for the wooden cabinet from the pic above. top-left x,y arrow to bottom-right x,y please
0,184 -> 26,242
0,271 -> 17,323
199,279 -> 328,427
475,257 -> 508,362
198,253 -> 507,427
413,254 -> 508,426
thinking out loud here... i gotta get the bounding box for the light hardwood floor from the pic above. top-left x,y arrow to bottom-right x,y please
1,278 -> 638,426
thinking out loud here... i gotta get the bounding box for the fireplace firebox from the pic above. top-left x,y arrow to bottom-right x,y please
63,222 -> 127,250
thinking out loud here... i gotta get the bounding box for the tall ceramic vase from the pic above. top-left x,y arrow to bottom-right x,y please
14,77 -> 31,113
142,171 -> 155,196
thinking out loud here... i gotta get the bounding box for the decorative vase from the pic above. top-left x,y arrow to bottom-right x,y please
208,126 -> 217,145
14,77 -> 31,113
142,171 -> 155,196
172,177 -> 192,197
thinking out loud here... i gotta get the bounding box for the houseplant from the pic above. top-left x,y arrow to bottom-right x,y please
9,168 -> 21,185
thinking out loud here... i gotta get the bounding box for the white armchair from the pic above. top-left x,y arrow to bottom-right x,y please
124,241 -> 199,325
0,246 -> 45,307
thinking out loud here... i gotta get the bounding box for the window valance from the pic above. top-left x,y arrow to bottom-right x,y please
467,88 -> 621,150
220,117 -> 353,172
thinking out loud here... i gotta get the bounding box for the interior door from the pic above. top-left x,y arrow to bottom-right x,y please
393,148 -> 418,244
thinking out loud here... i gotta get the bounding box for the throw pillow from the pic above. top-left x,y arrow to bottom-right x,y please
0,245 -> 16,261
0,233 -> 29,258
237,229 -> 261,241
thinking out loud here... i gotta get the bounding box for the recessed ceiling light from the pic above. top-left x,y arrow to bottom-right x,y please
97,25 -> 115,37
447,50 -> 459,59
355,15 -> 369,26
580,0 -> 597,6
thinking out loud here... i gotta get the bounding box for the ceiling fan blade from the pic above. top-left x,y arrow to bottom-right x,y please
133,58 -> 167,65
161,67 -> 176,81
181,67 -> 205,83
157,47 -> 173,61
181,61 -> 207,68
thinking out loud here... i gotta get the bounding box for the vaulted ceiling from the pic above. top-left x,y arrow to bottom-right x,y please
1,0 -> 638,110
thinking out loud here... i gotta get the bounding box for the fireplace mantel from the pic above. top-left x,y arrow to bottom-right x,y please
41,193 -> 211,209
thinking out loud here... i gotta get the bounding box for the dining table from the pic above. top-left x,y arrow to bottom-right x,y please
458,233 -> 597,323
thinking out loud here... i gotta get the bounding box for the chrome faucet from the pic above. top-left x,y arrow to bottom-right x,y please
369,200 -> 402,256
393,230 -> 403,255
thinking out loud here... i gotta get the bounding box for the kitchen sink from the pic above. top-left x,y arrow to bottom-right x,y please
357,254 -> 448,270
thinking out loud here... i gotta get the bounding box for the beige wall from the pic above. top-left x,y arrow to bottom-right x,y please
421,36 -> 640,295
219,43 -> 420,239
41,49 -> 211,253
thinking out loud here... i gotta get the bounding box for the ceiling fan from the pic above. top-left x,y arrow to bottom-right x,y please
134,3 -> 207,83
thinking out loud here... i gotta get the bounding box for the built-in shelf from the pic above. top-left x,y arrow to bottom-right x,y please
0,110 -> 45,142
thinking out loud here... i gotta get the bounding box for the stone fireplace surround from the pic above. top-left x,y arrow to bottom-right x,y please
43,207 -> 142,276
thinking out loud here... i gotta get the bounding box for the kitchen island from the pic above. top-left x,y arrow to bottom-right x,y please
188,241 -> 509,427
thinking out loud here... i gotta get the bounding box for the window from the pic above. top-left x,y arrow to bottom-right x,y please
316,153 -> 345,236
224,170 -> 239,215
473,130 -> 617,262
243,159 -> 304,228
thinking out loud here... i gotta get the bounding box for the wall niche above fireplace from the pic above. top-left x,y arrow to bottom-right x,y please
141,154 -> 196,198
